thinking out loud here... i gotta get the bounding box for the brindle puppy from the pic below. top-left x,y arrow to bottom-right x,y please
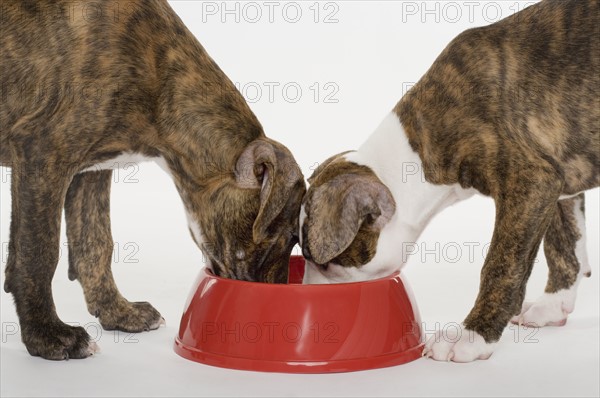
300,0 -> 598,362
0,0 -> 305,360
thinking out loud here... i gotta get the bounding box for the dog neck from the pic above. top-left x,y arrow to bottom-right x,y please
152,45 -> 264,182
131,27 -> 266,255
346,112 -> 472,269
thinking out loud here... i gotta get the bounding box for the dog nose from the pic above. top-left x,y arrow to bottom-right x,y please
302,246 -> 313,261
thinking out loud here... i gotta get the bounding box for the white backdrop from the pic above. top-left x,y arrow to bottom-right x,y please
1,1 -> 598,397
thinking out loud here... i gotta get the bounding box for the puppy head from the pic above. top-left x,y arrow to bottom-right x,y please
300,153 -> 396,283
190,138 -> 305,283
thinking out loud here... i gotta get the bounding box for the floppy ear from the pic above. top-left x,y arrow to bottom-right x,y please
235,139 -> 304,243
306,175 -> 395,265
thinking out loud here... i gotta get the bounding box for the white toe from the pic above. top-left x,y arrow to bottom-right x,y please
513,291 -> 575,327
149,317 -> 166,330
87,341 -> 100,356
424,324 -> 495,363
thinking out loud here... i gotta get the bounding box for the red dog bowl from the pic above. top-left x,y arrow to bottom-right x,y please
174,256 -> 424,373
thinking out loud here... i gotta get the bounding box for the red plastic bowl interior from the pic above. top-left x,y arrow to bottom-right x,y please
174,256 -> 424,373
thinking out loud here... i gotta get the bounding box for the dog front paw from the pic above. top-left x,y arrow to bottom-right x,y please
510,293 -> 573,327
96,300 -> 165,332
422,324 -> 496,363
22,321 -> 99,360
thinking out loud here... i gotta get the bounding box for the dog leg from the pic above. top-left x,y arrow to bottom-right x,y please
65,171 -> 164,332
3,196 -> 18,294
7,162 -> 98,360
511,193 -> 590,327
424,166 -> 562,362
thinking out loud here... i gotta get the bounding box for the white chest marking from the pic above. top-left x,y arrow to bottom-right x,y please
154,158 -> 205,248
304,112 -> 475,284
298,205 -> 307,247
186,212 -> 204,248
559,192 -> 582,200
573,196 -> 590,276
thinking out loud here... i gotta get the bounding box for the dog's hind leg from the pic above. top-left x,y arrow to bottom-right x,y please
7,161 -> 98,360
65,170 -> 164,332
511,193 -> 591,327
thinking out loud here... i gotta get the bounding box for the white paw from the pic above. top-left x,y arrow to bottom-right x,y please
149,317 -> 167,330
511,293 -> 573,327
582,263 -> 592,278
422,324 -> 496,363
87,341 -> 101,356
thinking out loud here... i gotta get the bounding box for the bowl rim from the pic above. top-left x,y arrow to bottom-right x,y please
203,258 -> 402,288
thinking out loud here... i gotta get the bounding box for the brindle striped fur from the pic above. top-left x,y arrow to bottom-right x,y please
396,0 -> 598,341
0,0 -> 304,360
